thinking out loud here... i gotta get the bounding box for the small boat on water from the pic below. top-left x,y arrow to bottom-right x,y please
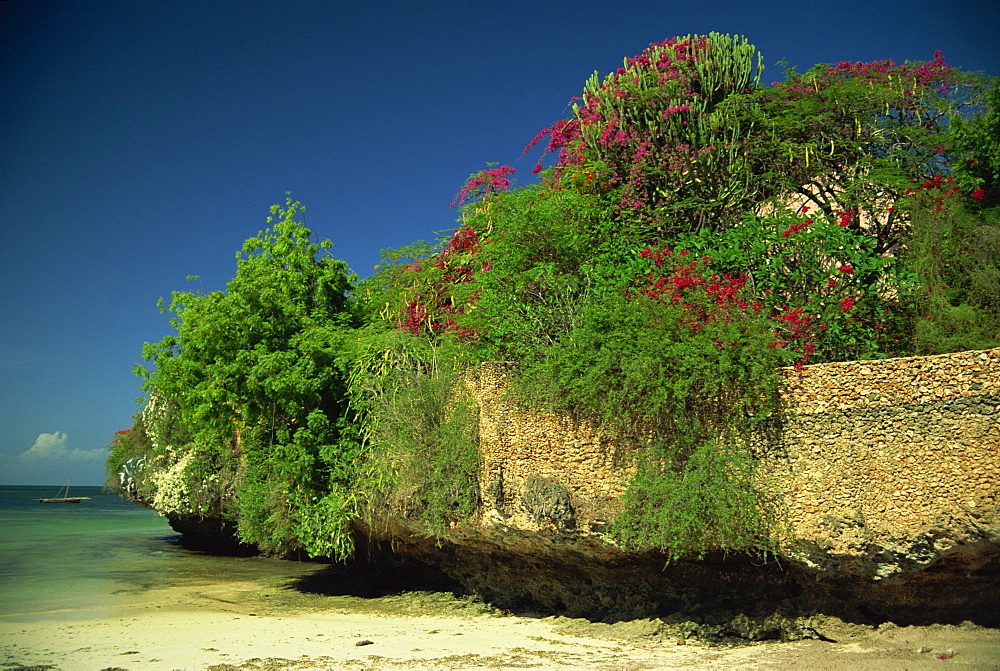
39,479 -> 91,503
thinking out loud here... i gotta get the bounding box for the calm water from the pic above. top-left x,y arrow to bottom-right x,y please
0,486 -> 320,622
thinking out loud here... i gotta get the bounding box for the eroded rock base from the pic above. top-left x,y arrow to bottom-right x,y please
161,513 -> 999,641
351,520 -> 1000,640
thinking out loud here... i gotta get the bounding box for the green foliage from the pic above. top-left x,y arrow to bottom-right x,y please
719,54 -> 977,255
669,208 -> 915,361
136,197 -> 363,557
460,186 -> 633,361
904,200 -> 1000,353
373,362 -> 479,535
349,330 -> 479,537
512,286 -> 790,558
358,225 -> 485,337
951,78 -> 1000,209
517,291 -> 786,437
105,417 -> 154,484
613,441 -> 779,560
105,397 -> 226,516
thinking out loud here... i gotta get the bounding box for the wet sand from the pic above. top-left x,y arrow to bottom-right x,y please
3,570 -> 999,670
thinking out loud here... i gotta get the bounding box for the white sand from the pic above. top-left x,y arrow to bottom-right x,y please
0,599 -> 769,670
3,582 -> 999,670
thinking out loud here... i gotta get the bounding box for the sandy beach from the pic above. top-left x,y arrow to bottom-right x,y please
3,572 -> 1000,671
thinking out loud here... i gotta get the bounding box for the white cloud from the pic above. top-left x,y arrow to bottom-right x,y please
18,432 -> 107,463
0,432 -> 110,485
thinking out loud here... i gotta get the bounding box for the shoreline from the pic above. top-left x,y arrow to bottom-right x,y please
3,579 -> 1000,670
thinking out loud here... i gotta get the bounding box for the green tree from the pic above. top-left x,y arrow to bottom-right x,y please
459,186 -> 629,362
903,182 -> 1000,354
951,77 -> 1000,210
137,197 -> 362,557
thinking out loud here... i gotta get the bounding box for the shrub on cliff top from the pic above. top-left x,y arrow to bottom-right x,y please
135,197 -> 363,558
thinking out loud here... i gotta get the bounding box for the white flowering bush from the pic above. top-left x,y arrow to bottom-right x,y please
149,452 -> 195,516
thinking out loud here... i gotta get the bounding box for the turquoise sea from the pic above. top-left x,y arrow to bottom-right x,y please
0,485 -> 319,622
0,485 -> 174,620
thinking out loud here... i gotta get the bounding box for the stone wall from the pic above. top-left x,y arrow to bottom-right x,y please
466,348 -> 1000,577
761,347 -> 1000,577
465,365 -> 630,533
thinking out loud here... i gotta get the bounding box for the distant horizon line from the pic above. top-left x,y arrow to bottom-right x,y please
1,482 -> 111,488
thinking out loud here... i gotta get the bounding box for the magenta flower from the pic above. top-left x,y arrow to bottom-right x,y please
451,165 -> 516,207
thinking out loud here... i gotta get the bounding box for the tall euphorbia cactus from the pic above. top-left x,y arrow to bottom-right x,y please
527,33 -> 763,234
576,33 -> 761,159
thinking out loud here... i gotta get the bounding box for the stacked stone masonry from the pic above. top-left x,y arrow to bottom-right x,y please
466,349 -> 1000,569
762,347 -> 1000,570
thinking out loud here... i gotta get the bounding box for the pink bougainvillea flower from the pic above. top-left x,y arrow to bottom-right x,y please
451,165 -> 516,207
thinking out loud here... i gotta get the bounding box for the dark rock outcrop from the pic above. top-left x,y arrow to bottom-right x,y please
350,516 -> 1000,635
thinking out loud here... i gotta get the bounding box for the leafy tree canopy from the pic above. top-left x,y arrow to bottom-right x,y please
136,197 -> 362,556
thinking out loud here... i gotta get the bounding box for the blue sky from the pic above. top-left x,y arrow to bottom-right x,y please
2,0 -> 998,485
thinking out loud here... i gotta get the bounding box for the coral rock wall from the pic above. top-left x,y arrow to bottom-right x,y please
465,365 -> 629,533
466,349 -> 1000,575
761,348 -> 1000,576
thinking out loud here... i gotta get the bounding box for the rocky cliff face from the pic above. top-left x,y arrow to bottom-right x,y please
130,348 -> 1000,637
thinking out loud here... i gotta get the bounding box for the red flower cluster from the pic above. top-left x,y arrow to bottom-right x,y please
451,165 -> 516,207
637,248 -> 749,330
111,429 -> 131,447
822,51 -> 955,91
636,247 -> 822,367
781,219 -> 812,238
524,118 -> 580,157
903,173 -> 973,218
397,226 -> 486,336
771,305 -> 820,368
